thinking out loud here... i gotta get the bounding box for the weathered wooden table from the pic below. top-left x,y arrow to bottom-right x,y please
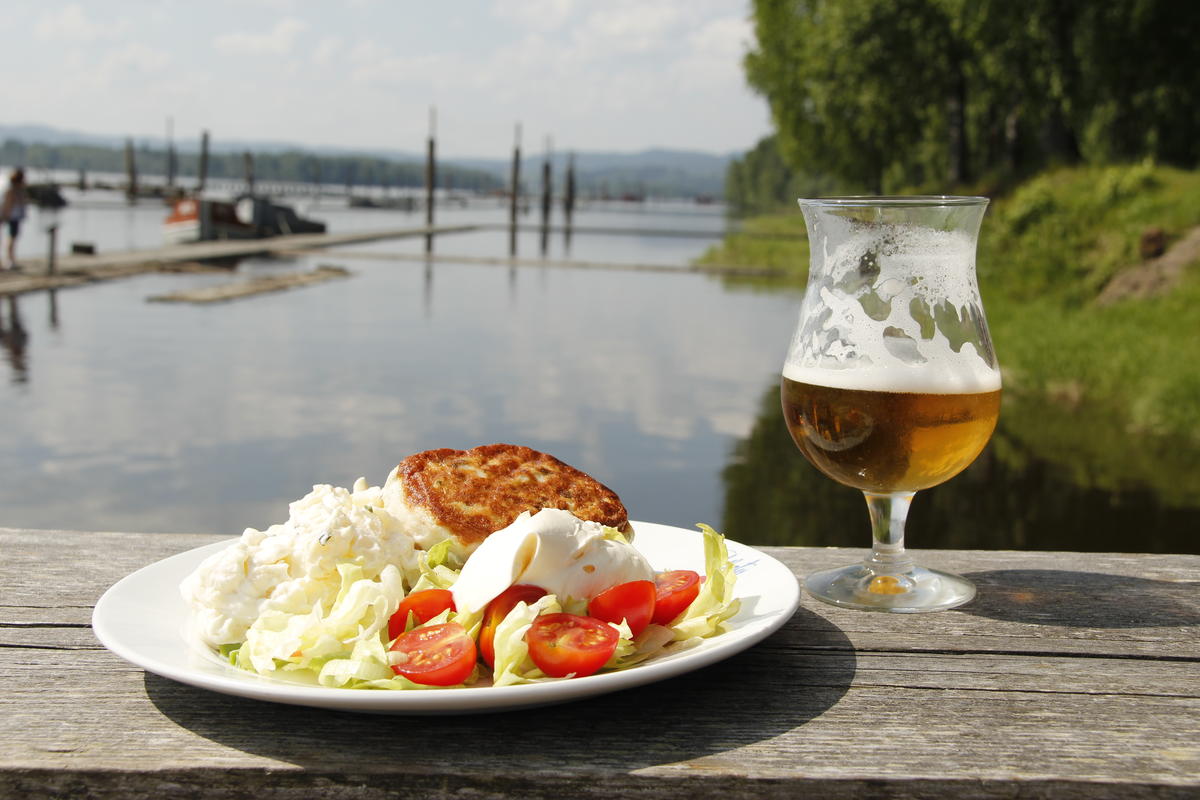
3,528 -> 1197,798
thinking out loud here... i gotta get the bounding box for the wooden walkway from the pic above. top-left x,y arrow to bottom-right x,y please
0,224 -> 478,297
283,248 -> 785,277
3,528 -> 1196,797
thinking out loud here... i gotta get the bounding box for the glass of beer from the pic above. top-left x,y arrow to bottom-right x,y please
782,196 -> 1000,612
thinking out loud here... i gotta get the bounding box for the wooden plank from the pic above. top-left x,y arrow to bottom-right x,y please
146,265 -> 350,304
281,248 -> 786,277
0,224 -> 479,297
1,656 -> 1196,797
1,528 -> 1197,797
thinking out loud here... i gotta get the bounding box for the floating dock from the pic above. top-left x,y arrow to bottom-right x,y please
0,224 -> 478,297
0,220 -> 776,299
147,265 -> 351,304
285,248 -> 785,277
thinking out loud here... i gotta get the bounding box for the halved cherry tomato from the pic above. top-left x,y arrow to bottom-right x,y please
388,589 -> 456,640
587,580 -> 655,637
388,622 -> 476,686
479,584 -> 548,668
652,570 -> 702,625
525,613 -> 618,678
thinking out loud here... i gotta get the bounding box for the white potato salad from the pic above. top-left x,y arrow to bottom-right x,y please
181,480 -> 740,689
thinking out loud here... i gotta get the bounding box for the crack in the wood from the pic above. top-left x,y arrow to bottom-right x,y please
785,625 -> 1199,646
847,646 -> 1200,663
0,643 -> 101,651
846,682 -> 1200,700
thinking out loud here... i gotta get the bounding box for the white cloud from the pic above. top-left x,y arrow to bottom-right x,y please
689,15 -> 754,58
35,3 -> 126,42
313,35 -> 343,66
104,42 -> 171,73
663,14 -> 756,92
577,3 -> 683,53
490,0 -> 579,32
82,42 -> 172,90
214,18 -> 308,55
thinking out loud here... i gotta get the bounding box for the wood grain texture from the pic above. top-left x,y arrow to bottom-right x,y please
1,527 -> 1197,798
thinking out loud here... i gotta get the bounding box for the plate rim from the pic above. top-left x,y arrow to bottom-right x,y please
92,521 -> 801,714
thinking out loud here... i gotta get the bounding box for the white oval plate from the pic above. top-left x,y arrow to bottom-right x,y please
93,522 -> 800,714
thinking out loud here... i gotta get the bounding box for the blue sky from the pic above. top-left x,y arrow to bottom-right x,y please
4,1 -> 771,157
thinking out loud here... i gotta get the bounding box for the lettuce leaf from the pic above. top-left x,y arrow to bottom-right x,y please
490,594 -> 563,687
238,562 -> 404,677
668,524 -> 741,641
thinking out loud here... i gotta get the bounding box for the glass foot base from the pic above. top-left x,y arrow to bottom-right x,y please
804,562 -> 976,613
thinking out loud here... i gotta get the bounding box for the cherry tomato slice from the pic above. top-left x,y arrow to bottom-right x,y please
525,613 -> 619,678
587,580 -> 656,637
479,584 -> 548,668
388,588 -> 456,640
388,622 -> 476,686
652,570 -> 702,625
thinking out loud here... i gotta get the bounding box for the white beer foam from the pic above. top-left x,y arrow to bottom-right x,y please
782,360 -> 1001,394
783,220 -> 1000,393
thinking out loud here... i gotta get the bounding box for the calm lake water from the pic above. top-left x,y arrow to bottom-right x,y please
3,187 -> 1198,553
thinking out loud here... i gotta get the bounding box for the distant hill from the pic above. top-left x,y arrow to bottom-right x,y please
0,123 -> 735,198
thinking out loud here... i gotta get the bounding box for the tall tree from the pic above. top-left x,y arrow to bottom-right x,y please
742,0 -> 1200,197
746,0 -> 958,193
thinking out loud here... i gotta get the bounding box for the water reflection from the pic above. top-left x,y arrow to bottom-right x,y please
0,246 -> 795,536
48,289 -> 60,330
721,382 -> 1200,554
0,296 -> 28,383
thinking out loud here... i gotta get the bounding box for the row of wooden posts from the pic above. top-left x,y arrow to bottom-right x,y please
119,111 -> 579,255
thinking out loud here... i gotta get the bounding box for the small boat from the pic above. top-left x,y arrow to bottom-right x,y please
164,196 -> 326,244
164,198 -> 257,244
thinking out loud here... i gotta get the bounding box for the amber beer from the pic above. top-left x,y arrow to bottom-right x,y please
781,375 -> 1001,494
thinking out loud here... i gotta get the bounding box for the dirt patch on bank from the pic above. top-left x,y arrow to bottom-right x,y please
1096,225 -> 1200,305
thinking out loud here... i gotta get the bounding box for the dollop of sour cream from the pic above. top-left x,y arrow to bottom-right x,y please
450,508 -> 654,614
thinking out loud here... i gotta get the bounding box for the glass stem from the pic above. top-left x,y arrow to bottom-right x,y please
863,491 -> 916,574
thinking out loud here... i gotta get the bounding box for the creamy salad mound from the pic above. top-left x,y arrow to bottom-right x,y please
181,478 -> 420,647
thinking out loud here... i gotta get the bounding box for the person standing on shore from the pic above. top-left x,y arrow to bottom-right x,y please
1,169 -> 28,270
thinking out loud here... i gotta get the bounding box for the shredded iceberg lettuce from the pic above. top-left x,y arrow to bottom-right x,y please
216,523 -> 741,690
235,562 -> 404,678
490,594 -> 563,686
668,524 -> 741,641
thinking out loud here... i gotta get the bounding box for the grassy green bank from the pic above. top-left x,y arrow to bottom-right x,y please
701,164 -> 1200,445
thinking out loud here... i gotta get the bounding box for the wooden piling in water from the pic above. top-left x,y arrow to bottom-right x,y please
165,117 -> 176,191
46,224 -> 58,276
539,140 -> 552,256
124,138 -> 137,203
425,107 -> 437,254
540,140 -> 552,229
563,152 -> 576,225
509,123 -> 521,256
198,130 -> 210,194
244,151 -> 255,196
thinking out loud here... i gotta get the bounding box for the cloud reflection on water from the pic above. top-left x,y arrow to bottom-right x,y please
0,209 -> 800,536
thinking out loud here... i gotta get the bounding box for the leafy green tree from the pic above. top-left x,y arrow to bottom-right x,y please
743,0 -> 1200,194
1074,1 -> 1200,165
724,134 -> 842,214
746,0 -> 958,193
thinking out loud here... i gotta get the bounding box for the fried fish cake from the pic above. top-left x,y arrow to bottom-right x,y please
382,443 -> 630,557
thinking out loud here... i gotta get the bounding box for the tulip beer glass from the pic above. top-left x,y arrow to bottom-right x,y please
782,197 -> 999,612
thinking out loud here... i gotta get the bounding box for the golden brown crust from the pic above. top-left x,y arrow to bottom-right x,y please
395,444 -> 629,547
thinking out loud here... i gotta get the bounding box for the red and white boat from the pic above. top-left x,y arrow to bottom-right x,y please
164,196 -> 326,244
163,197 -> 257,244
